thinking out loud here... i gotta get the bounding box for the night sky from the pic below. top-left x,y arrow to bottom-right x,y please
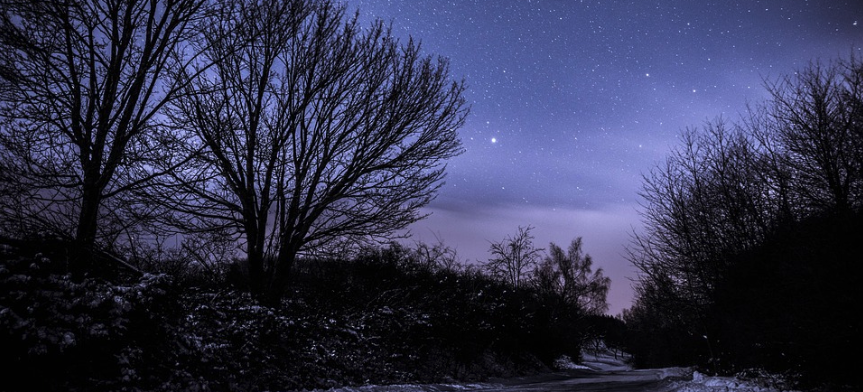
346,0 -> 863,315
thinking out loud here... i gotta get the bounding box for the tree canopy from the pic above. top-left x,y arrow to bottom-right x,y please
625,55 -> 863,386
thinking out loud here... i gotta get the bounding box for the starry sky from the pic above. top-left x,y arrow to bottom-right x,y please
345,0 -> 863,315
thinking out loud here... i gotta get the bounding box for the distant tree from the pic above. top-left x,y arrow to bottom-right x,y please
622,277 -> 706,368
412,235 -> 463,272
152,0 -> 467,299
0,0 -> 207,266
583,314 -> 628,359
533,253 -> 560,298
484,225 -> 543,288
540,238 -> 610,315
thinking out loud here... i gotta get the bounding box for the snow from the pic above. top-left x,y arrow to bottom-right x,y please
577,347 -> 798,392
657,371 -> 800,392
294,345 -> 797,392
293,370 -> 795,392
577,344 -> 633,372
551,354 -> 591,370
300,385 -> 487,392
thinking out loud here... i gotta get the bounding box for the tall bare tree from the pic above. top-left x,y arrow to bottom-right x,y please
0,0 -> 206,266
156,0 -> 467,299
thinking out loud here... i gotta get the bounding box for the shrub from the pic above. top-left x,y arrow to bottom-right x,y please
0,248 -> 180,392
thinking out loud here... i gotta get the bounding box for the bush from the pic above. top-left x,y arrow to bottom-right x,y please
711,212 -> 863,388
1,239 -> 596,391
0,248 -> 180,392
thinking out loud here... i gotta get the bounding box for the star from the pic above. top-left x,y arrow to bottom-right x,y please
347,0 -> 863,317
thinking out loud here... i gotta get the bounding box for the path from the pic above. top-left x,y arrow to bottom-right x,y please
305,350 -> 692,392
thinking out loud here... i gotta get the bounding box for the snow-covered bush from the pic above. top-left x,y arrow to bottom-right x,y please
1,238 -> 603,391
0,249 -> 180,391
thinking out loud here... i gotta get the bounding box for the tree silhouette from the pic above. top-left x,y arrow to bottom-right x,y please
151,0 -> 467,299
484,225 -> 543,288
757,57 -> 863,214
540,238 -> 610,315
626,55 -> 863,384
0,0 -> 206,268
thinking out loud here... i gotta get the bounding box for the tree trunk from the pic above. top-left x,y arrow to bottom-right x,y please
73,181 -> 101,275
246,247 -> 265,299
266,238 -> 301,305
244,221 -> 267,299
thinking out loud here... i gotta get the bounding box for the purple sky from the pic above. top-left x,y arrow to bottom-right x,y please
347,0 -> 863,315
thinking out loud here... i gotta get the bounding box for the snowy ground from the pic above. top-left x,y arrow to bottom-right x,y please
546,349 -> 794,392
290,346 -> 796,392
658,370 -> 797,392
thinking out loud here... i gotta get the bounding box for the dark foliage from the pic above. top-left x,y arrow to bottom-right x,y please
624,54 -> 863,390
283,245 -> 587,382
711,211 -> 863,389
581,314 -> 628,355
0,240 -> 594,391
621,290 -> 708,370
0,244 -> 182,392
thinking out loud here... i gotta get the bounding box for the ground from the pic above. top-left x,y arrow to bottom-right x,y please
290,346 -> 795,392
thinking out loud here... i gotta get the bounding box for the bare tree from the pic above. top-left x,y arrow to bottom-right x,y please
541,238 -> 610,315
484,225 -> 543,288
626,55 -> 863,372
155,0 -> 467,299
759,57 -> 863,214
0,0 -> 206,267
628,119 -> 776,312
412,234 -> 463,272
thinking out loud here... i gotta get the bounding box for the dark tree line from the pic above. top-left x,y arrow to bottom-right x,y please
0,0 -> 467,300
0,234 -> 608,391
625,55 -> 863,388
482,225 -> 612,316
